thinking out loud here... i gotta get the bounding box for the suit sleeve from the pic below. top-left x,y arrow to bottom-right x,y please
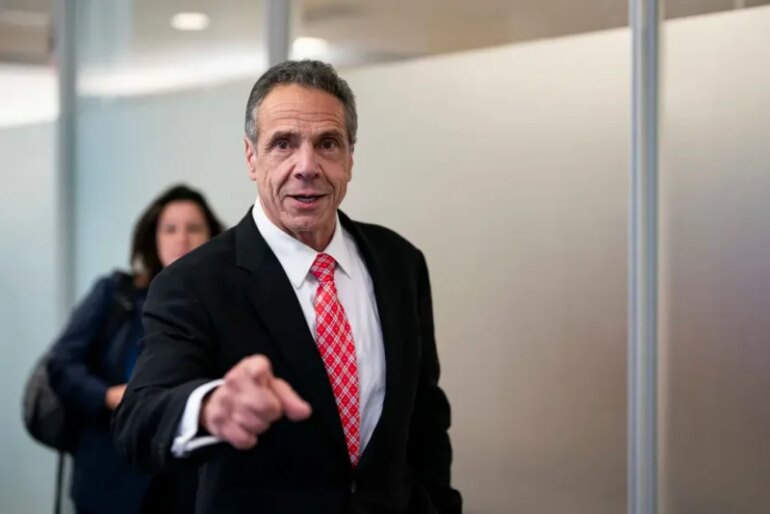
47,276 -> 113,418
407,251 -> 463,513
112,268 -> 216,473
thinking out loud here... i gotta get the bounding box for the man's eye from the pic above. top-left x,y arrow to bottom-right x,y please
274,139 -> 290,150
320,139 -> 338,150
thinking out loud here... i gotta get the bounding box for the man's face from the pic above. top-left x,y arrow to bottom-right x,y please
245,84 -> 353,249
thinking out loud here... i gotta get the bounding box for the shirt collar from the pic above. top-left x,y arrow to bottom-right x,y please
251,197 -> 353,288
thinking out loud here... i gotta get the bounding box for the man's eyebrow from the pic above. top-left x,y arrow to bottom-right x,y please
262,129 -> 346,146
316,129 -> 345,140
265,130 -> 299,142
262,130 -> 299,147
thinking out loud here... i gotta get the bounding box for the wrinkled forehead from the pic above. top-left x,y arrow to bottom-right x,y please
257,84 -> 347,136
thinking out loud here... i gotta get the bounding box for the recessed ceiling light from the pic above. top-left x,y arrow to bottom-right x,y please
292,37 -> 330,59
170,12 -> 210,31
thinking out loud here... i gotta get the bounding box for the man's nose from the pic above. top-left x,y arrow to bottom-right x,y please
294,143 -> 319,179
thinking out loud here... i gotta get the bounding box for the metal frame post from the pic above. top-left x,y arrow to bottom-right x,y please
629,0 -> 661,513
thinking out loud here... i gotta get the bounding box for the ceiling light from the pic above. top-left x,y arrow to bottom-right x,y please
170,12 -> 210,31
292,37 -> 330,59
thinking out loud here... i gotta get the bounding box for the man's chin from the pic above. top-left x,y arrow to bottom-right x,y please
286,219 -> 322,234
282,214 -> 336,238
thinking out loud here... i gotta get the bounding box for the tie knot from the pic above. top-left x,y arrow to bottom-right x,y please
311,253 -> 336,283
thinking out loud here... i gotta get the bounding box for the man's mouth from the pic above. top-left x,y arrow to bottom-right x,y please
289,194 -> 325,204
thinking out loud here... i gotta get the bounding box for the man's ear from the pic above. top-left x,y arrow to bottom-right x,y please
245,137 -> 258,181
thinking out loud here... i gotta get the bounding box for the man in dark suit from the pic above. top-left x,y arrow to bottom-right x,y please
113,60 -> 462,514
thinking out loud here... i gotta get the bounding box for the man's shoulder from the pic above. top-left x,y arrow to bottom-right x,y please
347,217 -> 422,258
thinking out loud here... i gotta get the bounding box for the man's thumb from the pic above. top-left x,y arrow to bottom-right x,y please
271,378 -> 312,421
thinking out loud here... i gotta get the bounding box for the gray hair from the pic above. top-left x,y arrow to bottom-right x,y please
244,60 -> 357,147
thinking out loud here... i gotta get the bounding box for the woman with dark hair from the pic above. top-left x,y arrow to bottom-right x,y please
48,184 -> 223,514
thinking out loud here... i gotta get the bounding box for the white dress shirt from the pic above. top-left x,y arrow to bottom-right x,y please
171,198 -> 386,457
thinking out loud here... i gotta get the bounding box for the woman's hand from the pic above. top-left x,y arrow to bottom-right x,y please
105,384 -> 127,410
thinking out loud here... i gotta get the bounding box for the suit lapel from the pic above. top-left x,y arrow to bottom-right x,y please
338,212 -> 404,471
233,212 -> 348,457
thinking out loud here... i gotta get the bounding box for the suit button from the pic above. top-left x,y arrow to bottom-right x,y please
350,480 -> 357,493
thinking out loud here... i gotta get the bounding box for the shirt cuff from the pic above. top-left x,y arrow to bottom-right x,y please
171,379 -> 224,458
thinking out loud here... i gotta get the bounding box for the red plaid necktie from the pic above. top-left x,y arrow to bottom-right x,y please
310,253 -> 361,466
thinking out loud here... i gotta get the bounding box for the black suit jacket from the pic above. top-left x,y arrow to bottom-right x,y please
113,210 -> 462,514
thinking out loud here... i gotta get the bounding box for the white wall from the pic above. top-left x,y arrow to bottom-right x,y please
0,123 -> 59,513
0,65 -> 57,128
659,8 -> 770,514
74,81 -> 255,296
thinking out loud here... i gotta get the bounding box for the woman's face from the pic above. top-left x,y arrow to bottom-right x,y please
156,200 -> 211,268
